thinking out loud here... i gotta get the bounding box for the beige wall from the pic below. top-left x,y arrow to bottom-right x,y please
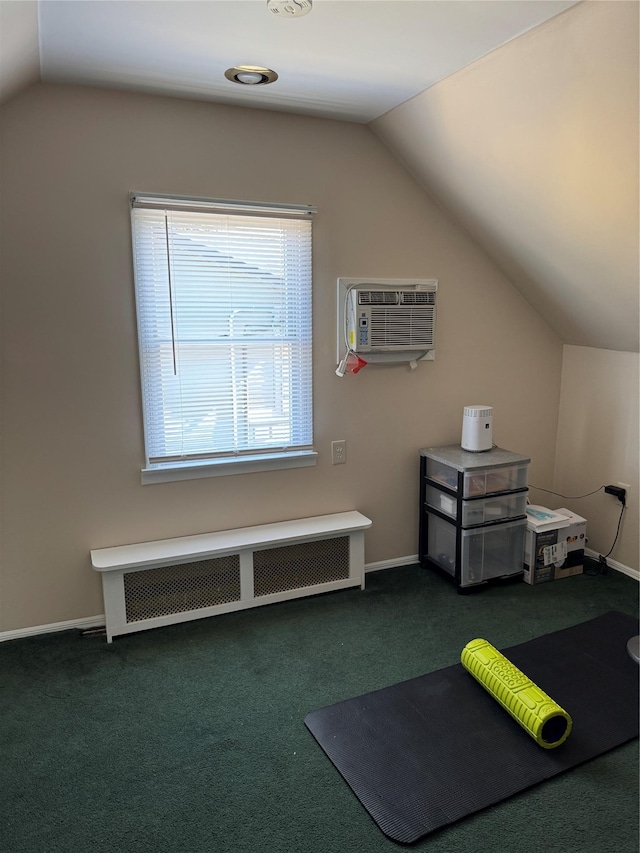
550,346 -> 639,573
0,83 -> 563,632
0,1 -> 39,105
371,1 -> 639,353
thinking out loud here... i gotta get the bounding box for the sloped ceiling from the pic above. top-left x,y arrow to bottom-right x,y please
371,1 -> 639,352
1,1 -> 637,352
0,0 -> 578,121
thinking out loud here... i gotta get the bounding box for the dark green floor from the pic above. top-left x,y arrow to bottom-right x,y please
1,565 -> 638,853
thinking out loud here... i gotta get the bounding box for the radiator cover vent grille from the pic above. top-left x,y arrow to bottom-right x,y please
254,536 -> 350,597
124,555 -> 241,623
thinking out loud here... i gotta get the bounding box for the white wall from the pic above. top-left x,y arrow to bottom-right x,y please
550,346 -> 639,573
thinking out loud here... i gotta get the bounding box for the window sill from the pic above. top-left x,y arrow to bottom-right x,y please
141,450 -> 318,485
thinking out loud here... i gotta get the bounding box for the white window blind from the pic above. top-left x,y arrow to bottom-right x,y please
130,194 -> 315,470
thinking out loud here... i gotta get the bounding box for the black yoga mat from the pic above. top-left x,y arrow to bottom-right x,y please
304,611 -> 639,844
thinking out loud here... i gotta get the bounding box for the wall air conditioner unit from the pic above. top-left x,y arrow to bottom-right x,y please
346,281 -> 437,354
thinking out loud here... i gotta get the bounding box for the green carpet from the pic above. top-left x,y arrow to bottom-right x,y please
1,565 -> 638,853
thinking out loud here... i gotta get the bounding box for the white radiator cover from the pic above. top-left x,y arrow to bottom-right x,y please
91,512 -> 371,642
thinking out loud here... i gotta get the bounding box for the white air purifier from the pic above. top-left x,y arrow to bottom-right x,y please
461,405 -> 493,452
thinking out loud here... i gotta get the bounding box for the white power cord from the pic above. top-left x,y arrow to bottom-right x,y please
335,351 -> 350,377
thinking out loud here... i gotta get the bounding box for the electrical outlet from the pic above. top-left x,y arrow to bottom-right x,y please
618,482 -> 631,498
332,440 -> 346,465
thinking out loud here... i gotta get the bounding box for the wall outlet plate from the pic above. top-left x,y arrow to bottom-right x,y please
332,440 -> 346,465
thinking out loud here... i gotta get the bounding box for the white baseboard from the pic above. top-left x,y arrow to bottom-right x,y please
1,551 -> 635,643
365,555 -> 419,573
584,548 -> 639,581
365,551 -> 640,582
0,615 -> 105,643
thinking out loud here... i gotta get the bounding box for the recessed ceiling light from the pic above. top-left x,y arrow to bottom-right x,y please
267,0 -> 312,17
224,66 -> 279,86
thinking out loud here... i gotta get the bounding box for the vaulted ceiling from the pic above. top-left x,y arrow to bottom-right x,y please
371,2 -> 639,352
1,0 -> 638,351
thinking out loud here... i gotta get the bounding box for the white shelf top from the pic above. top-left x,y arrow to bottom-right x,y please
420,444 -> 530,471
91,511 -> 372,572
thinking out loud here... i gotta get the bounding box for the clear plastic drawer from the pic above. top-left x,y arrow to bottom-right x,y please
427,514 -> 526,585
461,492 -> 528,526
424,484 -> 459,519
460,518 -> 526,586
425,458 -> 459,491
463,465 -> 528,498
425,485 -> 528,526
427,513 -> 457,576
425,458 -> 528,497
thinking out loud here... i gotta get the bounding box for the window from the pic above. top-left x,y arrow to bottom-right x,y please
130,194 -> 316,484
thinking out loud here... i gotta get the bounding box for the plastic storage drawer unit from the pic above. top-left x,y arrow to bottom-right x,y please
419,445 -> 530,591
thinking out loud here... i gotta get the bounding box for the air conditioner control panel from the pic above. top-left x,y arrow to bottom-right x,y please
357,314 -> 369,348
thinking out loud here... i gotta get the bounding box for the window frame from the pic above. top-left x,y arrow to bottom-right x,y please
130,193 -> 317,484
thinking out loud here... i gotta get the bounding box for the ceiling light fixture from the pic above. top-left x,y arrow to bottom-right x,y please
267,0 -> 312,18
224,66 -> 279,86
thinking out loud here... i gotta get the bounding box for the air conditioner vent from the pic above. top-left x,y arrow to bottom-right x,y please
369,308 -> 435,348
358,291 -> 399,305
401,291 -> 435,305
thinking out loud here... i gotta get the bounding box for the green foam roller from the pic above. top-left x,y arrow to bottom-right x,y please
461,638 -> 572,749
